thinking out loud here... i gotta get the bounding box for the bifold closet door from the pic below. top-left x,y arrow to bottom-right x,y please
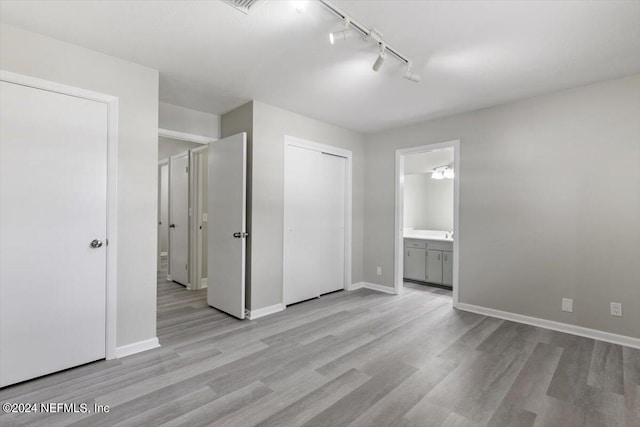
169,152 -> 190,286
0,80 -> 107,387
284,145 -> 346,305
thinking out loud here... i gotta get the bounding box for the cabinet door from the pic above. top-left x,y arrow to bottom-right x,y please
404,247 -> 426,281
427,250 -> 443,284
442,251 -> 453,286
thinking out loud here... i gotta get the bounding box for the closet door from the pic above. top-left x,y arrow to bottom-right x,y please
284,145 -> 347,305
0,80 -> 108,387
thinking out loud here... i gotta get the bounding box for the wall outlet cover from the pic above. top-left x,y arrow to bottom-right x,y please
376,266 -> 382,275
562,298 -> 573,313
610,302 -> 622,317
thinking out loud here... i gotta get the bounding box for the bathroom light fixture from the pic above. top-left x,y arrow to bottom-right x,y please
431,164 -> 454,180
329,18 -> 353,44
443,168 -> 454,179
372,45 -> 386,71
320,0 -> 422,83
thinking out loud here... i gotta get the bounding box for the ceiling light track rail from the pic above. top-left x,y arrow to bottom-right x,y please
319,0 -> 420,82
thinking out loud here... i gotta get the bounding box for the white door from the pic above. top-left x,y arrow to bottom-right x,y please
284,145 -> 347,305
0,81 -> 108,387
158,162 -> 169,266
208,133 -> 247,319
169,152 -> 189,286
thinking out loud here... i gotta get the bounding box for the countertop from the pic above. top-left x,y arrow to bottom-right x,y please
403,230 -> 454,242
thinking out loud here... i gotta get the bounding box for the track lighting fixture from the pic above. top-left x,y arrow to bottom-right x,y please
320,0 -> 422,83
372,46 -> 386,72
329,18 -> 353,44
403,61 -> 421,83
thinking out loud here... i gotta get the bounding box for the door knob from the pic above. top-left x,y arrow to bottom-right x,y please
169,224 -> 176,228
90,239 -> 103,248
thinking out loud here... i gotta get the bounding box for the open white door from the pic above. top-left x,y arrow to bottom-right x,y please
169,152 -> 190,286
0,80 -> 108,387
208,133 -> 247,319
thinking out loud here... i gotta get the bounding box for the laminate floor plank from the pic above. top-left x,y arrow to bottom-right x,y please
1,264 -> 637,427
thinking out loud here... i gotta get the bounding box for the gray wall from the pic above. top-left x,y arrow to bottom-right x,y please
251,101 -> 365,311
364,73 -> 640,338
159,102 -> 220,138
222,101 -> 365,311
158,136 -> 201,160
1,24 -> 160,347
404,173 -> 454,231
220,102 -> 254,308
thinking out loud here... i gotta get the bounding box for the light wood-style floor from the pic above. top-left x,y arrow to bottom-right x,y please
1,260 -> 638,427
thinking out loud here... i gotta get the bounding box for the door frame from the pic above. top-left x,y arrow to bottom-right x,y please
282,135 -> 353,305
395,140 -> 460,307
0,70 -> 119,360
189,145 -> 208,290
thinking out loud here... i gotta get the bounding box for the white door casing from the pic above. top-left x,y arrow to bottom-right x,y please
207,133 -> 247,319
0,80 -> 110,387
169,152 -> 190,286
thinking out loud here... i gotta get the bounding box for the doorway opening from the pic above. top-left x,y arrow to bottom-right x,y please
395,140 -> 460,307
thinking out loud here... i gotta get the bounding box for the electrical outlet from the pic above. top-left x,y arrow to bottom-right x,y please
376,266 -> 382,275
562,298 -> 573,313
610,302 -> 622,317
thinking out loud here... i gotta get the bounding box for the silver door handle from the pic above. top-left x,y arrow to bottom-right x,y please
233,232 -> 249,238
90,239 -> 103,248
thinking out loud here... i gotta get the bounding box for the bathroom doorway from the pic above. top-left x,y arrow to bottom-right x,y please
395,140 -> 460,306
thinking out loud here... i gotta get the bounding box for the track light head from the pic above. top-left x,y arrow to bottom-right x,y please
403,61 -> 421,83
329,18 -> 352,45
329,28 -> 353,44
372,47 -> 386,72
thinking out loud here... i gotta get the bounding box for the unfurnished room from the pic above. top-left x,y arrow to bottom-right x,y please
0,1 -> 639,426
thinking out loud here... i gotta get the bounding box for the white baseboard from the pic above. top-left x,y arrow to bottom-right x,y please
246,303 -> 285,320
346,282 -> 364,291
200,278 -> 208,289
347,281 -> 397,295
166,274 -> 172,281
115,337 -> 161,358
457,303 -> 640,350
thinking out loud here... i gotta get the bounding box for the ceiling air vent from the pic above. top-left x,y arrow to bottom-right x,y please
221,0 -> 261,15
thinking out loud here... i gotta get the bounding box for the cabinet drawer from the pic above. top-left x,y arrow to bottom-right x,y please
427,241 -> 453,252
404,239 -> 427,249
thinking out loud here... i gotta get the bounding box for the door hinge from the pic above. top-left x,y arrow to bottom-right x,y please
186,166 -> 189,173
185,263 -> 188,270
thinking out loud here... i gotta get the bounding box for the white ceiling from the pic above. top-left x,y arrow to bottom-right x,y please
1,0 -> 638,132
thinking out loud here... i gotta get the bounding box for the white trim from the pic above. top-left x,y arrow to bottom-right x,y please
282,135 -> 353,305
395,140 -> 460,307
346,282 -> 364,291
1,70 -> 120,361
115,337 -> 161,358
457,303 -> 640,350
246,303 -> 286,320
200,278 -> 208,288
347,281 -> 397,294
364,282 -> 397,294
159,128 -> 217,145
